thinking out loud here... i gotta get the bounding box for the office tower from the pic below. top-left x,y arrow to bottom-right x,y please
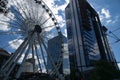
47,35 -> 70,75
65,0 -> 117,79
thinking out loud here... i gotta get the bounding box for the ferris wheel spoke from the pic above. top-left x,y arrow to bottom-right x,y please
5,39 -> 29,78
31,45 -> 36,73
15,32 -> 35,79
1,31 -> 34,50
34,1 -> 40,22
12,0 -> 29,19
37,35 -> 48,73
30,0 -> 36,20
40,17 -> 51,27
41,35 -> 49,43
1,36 -> 28,72
37,34 -> 60,75
8,13 -> 25,27
0,16 -> 23,28
0,31 -> 22,35
34,42 -> 42,72
8,33 -> 34,69
15,44 -> 32,79
0,22 -> 18,30
36,2 -> 39,22
21,0 -> 32,19
27,0 -> 34,19
38,9 -> 45,23
1,37 -> 24,50
8,9 -> 24,24
34,0 -> 39,21
16,0 -> 30,19
10,0 -> 26,20
31,45 -> 36,72
0,0 -> 62,79
42,25 -> 56,29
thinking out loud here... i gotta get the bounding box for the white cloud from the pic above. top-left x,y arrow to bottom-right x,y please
64,28 -> 67,37
0,14 -> 10,31
43,0 -> 69,27
1,0 -> 70,50
101,8 -> 111,19
1,0 -> 69,33
112,16 -> 119,24
118,63 -> 120,69
98,8 -> 119,25
98,8 -> 116,25
106,19 -> 112,24
0,24 -> 10,31
8,39 -> 23,49
98,8 -> 111,21
42,0 -> 69,37
98,12 -> 104,21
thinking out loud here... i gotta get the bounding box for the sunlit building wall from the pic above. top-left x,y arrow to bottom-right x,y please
62,43 -> 70,75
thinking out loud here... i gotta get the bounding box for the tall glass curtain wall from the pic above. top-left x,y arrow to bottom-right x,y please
82,9 -> 101,66
65,4 -> 77,70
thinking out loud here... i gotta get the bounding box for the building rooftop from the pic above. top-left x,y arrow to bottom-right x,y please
18,72 -> 54,80
0,48 -> 10,56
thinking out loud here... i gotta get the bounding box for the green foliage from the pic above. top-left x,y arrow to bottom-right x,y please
0,0 -> 8,13
70,68 -> 83,80
89,60 -> 120,80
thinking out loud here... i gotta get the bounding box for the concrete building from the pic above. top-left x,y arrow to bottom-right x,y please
22,58 -> 38,73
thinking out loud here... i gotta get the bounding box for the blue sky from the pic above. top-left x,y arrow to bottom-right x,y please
48,0 -> 120,67
87,0 -> 120,67
0,0 -> 120,68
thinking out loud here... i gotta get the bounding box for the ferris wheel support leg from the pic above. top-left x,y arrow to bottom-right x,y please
3,34 -> 32,80
37,33 -> 62,80
1,38 -> 29,80
4,39 -> 29,80
32,45 -> 36,73
34,43 -> 43,72
38,38 -> 48,73
15,33 -> 35,79
1,37 -> 28,71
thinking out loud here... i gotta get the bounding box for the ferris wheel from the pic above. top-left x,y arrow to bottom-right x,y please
0,0 -> 63,80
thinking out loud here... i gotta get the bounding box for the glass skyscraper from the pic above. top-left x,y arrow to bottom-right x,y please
47,35 -> 70,76
65,0 -> 117,79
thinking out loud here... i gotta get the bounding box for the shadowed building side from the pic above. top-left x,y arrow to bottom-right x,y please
65,0 -> 118,79
0,48 -> 10,68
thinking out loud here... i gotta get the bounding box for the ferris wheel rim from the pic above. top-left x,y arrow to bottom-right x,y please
0,0 -> 63,79
0,0 -> 62,51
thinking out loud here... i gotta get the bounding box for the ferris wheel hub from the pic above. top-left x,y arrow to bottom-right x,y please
0,0 -> 62,79
34,25 -> 42,33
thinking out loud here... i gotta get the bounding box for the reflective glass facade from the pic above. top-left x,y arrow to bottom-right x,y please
65,0 -> 117,75
47,35 -> 70,75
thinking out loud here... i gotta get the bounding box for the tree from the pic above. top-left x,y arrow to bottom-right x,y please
0,0 -> 8,13
70,68 -> 83,80
89,60 -> 120,80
